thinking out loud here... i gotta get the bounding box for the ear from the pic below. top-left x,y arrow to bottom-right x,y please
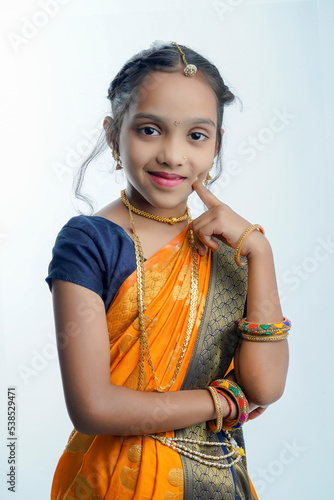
103,116 -> 117,149
215,128 -> 224,156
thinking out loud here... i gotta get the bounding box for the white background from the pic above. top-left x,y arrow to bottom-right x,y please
1,0 -> 333,498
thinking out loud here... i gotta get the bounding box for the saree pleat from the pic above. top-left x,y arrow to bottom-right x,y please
177,243 -> 257,500
50,227 -> 257,499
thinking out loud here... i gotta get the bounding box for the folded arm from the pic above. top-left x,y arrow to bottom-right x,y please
233,232 -> 289,407
51,279 -> 237,436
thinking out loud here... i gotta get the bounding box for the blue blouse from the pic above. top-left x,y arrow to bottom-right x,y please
45,215 -> 138,313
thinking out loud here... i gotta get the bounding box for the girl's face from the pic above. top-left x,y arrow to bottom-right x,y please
118,70 -> 220,216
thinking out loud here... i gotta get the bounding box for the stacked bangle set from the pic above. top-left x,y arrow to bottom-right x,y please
148,379 -> 249,470
207,379 -> 249,432
238,317 -> 291,342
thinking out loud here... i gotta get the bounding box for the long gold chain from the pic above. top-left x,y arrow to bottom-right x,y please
121,189 -> 189,224
126,200 -> 199,392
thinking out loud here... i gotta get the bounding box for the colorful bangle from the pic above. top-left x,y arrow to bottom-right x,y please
215,389 -> 233,420
234,224 -> 265,268
242,332 -> 289,342
211,379 -> 249,430
238,317 -> 291,336
207,386 -> 223,433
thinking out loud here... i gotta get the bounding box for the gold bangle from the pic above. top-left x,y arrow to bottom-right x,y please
207,386 -> 223,433
234,224 -> 265,268
241,332 -> 289,342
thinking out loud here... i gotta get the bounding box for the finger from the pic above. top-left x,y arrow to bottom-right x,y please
192,179 -> 222,209
189,221 -> 210,256
193,233 -> 209,256
247,406 -> 267,421
191,217 -> 224,252
196,230 -> 220,253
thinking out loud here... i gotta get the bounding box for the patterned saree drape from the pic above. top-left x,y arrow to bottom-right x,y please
51,227 -> 257,500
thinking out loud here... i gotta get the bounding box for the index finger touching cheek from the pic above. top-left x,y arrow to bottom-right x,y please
192,179 -> 222,209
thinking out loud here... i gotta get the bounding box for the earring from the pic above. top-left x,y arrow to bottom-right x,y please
204,161 -> 214,185
112,146 -> 122,170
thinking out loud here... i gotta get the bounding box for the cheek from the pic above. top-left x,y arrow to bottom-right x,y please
197,172 -> 207,184
122,134 -> 151,166
126,149 -> 149,170
195,162 -> 211,178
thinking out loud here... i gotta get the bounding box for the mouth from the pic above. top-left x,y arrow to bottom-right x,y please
148,171 -> 186,187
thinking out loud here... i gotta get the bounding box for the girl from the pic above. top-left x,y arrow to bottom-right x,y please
46,41 -> 289,499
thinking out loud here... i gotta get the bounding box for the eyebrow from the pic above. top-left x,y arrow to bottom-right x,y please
132,113 -> 216,129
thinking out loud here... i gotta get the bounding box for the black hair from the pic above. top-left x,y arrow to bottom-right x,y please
73,42 -> 237,214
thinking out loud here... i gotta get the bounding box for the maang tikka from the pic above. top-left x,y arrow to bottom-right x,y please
171,42 -> 197,77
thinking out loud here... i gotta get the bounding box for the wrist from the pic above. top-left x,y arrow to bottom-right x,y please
217,392 -> 238,421
242,232 -> 271,259
210,379 -> 249,430
205,388 -> 217,421
206,387 -> 223,433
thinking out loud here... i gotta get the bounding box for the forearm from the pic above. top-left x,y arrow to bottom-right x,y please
234,233 -> 289,406
69,384 -> 235,436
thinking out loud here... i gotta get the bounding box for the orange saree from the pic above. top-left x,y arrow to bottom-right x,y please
51,226 -> 258,500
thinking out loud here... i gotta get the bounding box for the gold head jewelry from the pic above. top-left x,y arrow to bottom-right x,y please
124,199 -> 199,392
121,189 -> 189,224
171,42 -> 197,77
112,146 -> 122,170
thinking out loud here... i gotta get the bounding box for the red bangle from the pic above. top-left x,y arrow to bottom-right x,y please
215,388 -> 233,420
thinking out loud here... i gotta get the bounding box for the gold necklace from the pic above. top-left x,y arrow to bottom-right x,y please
121,189 -> 189,224
126,200 -> 199,392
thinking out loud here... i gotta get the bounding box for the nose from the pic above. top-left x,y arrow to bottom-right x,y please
156,135 -> 186,167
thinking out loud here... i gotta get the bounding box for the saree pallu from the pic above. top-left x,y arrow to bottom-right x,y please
51,227 -> 258,500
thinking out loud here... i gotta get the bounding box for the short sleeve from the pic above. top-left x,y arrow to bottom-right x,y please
45,218 -> 106,299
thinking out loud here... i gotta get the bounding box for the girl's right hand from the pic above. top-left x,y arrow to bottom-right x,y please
247,403 -> 268,421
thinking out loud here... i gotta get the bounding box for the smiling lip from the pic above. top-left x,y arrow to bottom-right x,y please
148,171 -> 186,187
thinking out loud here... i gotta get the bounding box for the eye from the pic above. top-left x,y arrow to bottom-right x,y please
189,132 -> 208,141
139,126 -> 159,136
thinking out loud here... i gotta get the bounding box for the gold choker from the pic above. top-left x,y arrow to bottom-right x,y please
121,189 -> 189,224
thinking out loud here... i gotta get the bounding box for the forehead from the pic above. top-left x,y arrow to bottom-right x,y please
128,71 -> 218,123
